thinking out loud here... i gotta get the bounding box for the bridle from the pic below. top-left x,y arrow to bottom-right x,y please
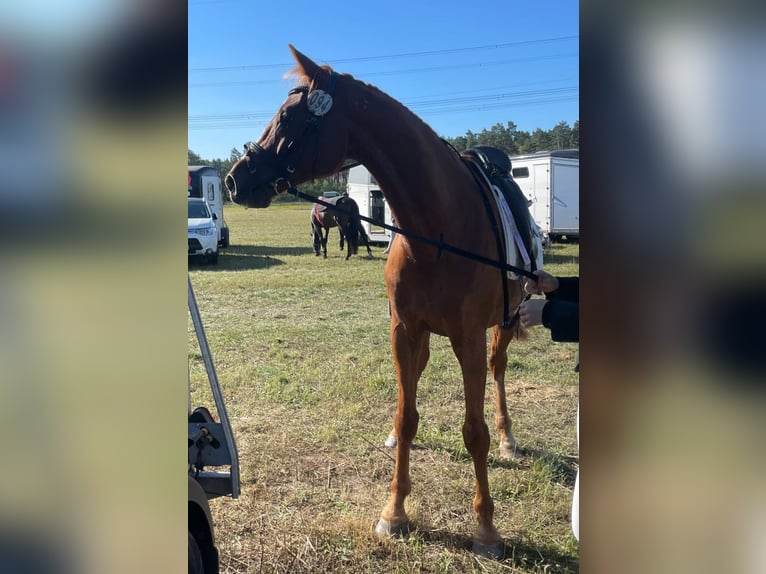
242,72 -> 341,193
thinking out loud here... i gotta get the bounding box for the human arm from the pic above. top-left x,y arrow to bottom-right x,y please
519,274 -> 579,342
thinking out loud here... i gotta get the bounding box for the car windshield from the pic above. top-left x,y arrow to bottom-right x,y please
188,202 -> 210,219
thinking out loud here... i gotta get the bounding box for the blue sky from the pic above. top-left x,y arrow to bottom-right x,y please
188,0 -> 579,160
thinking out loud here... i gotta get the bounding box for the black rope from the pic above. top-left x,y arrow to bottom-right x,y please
287,186 -> 538,281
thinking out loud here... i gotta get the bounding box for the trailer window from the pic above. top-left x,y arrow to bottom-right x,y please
512,167 -> 529,178
370,190 -> 385,226
207,183 -> 215,202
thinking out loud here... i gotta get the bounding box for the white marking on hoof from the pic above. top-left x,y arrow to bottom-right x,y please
473,540 -> 505,560
384,433 -> 397,448
374,518 -> 411,538
499,442 -> 520,459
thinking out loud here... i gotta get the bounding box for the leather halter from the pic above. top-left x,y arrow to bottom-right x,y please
243,72 -> 340,193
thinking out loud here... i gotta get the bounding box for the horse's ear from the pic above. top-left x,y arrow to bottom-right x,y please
288,45 -> 321,81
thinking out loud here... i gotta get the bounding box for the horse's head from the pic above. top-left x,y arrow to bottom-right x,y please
225,45 -> 351,208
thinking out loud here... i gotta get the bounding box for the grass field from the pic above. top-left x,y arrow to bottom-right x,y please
189,203 -> 579,573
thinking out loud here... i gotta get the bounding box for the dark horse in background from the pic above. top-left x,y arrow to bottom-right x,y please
310,194 -> 373,259
225,46 -> 539,558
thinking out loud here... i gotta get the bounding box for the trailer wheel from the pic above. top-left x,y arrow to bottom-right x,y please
189,531 -> 205,574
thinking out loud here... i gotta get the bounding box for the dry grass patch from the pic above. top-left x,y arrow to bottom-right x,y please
191,204 -> 579,572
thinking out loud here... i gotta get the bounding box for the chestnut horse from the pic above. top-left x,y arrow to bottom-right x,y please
310,195 -> 373,259
225,46 -> 530,557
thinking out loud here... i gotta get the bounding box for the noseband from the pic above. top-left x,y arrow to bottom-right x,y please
244,72 -> 340,192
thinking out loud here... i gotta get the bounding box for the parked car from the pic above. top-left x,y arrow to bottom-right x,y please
318,190 -> 341,201
188,198 -> 219,265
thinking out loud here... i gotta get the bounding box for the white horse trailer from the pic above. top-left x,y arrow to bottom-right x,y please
346,165 -> 393,244
188,165 -> 230,248
509,150 -> 579,241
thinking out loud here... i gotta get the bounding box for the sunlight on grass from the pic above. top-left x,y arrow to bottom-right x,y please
191,203 -> 579,573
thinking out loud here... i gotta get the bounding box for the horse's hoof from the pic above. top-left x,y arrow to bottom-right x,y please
374,518 -> 411,538
384,433 -> 397,448
472,540 -> 505,560
498,443 -> 520,459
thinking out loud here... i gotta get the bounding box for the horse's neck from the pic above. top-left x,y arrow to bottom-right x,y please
347,87 -> 466,237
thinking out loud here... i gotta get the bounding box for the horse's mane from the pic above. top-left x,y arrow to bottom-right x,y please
288,65 -> 445,146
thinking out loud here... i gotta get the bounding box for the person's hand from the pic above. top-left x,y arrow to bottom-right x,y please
524,270 -> 560,295
519,299 -> 548,328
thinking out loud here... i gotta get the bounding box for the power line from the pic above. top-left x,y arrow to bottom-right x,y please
188,35 -> 578,73
189,53 -> 578,88
188,86 -> 577,124
188,88 -> 579,130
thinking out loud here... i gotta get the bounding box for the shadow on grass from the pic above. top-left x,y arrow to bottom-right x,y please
543,244 -> 580,266
543,252 -> 580,266
488,447 -> 578,488
416,529 -> 578,572
189,244 -> 318,271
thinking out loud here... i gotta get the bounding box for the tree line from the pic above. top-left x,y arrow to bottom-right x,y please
189,119 -> 578,202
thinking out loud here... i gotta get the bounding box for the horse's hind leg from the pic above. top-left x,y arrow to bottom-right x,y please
362,231 -> 374,259
375,321 -> 430,538
489,324 -> 519,458
321,227 -> 329,258
341,229 -> 352,260
450,330 -> 503,558
311,221 -> 321,256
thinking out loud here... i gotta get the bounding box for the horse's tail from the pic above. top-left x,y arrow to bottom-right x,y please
339,197 -> 360,256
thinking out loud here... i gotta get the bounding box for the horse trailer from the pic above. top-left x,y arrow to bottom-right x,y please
346,165 -> 393,244
509,150 -> 579,241
189,166 -> 230,248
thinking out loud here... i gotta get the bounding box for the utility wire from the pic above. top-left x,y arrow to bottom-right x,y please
189,35 -> 578,73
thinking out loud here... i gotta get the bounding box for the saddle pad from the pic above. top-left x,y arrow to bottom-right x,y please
489,183 -> 532,280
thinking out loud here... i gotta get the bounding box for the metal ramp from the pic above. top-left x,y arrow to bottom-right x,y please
188,275 -> 240,500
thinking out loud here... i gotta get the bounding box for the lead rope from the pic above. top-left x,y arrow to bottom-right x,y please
287,187 -> 538,282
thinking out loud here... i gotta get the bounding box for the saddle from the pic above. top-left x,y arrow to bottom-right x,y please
461,146 -> 540,274
313,194 -> 342,215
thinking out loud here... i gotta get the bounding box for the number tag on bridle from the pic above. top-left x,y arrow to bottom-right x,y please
307,90 -> 333,116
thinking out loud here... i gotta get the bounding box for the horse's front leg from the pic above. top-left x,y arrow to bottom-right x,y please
375,320 -> 430,538
489,324 -> 519,458
450,330 -> 504,559
384,320 -> 430,448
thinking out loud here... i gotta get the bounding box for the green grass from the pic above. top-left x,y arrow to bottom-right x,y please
190,203 -> 579,573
